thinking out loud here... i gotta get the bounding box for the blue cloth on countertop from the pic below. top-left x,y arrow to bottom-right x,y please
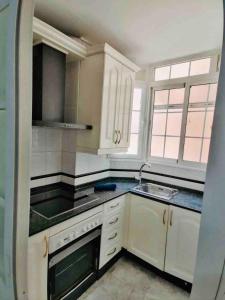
94,183 -> 117,191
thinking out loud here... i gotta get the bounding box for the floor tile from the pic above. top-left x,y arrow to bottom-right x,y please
78,257 -> 190,300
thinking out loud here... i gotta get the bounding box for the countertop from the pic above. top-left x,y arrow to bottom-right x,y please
29,177 -> 203,236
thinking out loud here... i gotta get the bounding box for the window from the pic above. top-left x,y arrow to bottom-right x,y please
155,57 -> 211,81
183,84 -> 216,163
128,88 -> 142,154
149,53 -> 219,166
150,87 -> 185,160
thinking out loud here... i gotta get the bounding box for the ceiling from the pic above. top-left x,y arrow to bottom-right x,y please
34,0 -> 223,67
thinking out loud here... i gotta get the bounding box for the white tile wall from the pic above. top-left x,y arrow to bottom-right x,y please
75,152 -> 110,176
62,152 -> 76,175
31,127 -> 63,178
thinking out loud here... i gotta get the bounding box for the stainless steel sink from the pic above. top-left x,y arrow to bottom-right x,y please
133,183 -> 178,201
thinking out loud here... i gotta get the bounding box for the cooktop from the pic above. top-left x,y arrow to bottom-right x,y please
31,187 -> 100,220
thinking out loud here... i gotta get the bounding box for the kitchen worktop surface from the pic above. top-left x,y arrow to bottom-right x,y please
29,177 -> 203,236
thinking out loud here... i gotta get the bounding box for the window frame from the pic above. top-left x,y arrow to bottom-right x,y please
110,51 -> 220,174
148,73 -> 219,169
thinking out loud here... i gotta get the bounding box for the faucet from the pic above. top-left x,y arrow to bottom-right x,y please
138,162 -> 151,185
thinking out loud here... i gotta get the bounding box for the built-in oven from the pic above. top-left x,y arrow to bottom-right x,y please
48,212 -> 103,300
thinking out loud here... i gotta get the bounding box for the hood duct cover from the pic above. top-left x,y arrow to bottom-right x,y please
32,43 -> 91,130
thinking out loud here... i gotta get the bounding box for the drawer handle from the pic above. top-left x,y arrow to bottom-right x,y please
163,209 -> 166,225
170,210 -> 173,226
107,247 -> 117,256
109,217 -> 119,225
113,130 -> 118,144
110,203 -> 119,209
117,130 -> 121,144
43,235 -> 48,258
108,232 -> 118,240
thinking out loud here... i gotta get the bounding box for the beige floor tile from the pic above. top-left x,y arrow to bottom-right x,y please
78,257 -> 190,300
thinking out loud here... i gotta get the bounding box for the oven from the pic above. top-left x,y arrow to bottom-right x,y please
48,212 -> 103,300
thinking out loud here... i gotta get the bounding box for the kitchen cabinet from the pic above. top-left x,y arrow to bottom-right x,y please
27,230 -> 48,300
99,195 -> 125,268
72,43 -> 139,154
127,194 -> 201,282
127,194 -> 169,270
165,206 -> 201,283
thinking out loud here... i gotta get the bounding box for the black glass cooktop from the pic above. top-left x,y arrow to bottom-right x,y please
31,187 -> 99,220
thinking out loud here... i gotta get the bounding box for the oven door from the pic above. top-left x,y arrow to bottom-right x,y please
48,228 -> 101,300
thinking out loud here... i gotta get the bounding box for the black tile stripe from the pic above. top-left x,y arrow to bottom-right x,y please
31,168 -> 205,185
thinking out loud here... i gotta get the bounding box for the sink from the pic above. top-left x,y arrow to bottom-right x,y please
133,183 -> 178,201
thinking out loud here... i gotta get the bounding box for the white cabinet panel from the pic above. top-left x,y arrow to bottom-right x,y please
73,43 -> 139,154
27,231 -> 48,300
165,206 -> 201,283
116,65 -> 135,148
127,194 -> 168,270
100,54 -> 121,149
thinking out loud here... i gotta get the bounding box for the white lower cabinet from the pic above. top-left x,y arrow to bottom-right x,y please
99,195 -> 125,268
27,230 -> 48,300
127,194 -> 169,270
165,206 -> 201,283
127,194 -> 201,282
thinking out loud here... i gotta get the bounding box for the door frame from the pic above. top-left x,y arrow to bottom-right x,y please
14,1 -> 34,299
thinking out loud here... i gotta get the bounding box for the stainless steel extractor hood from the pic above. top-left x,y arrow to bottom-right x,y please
32,43 -> 92,130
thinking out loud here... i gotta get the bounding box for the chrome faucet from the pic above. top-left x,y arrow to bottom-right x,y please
138,162 -> 151,185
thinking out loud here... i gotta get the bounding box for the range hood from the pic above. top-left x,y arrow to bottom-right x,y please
32,43 -> 92,130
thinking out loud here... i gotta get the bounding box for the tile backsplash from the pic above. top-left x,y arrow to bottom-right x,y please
31,127 -> 62,178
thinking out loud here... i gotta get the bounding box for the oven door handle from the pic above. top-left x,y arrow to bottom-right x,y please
49,228 -> 101,268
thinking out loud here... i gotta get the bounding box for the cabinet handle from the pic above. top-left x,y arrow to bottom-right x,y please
109,217 -> 119,225
110,203 -> 119,209
170,210 -> 173,226
108,232 -> 118,240
117,130 -> 121,144
113,130 -> 118,144
107,247 -> 117,256
163,209 -> 166,225
43,236 -> 48,258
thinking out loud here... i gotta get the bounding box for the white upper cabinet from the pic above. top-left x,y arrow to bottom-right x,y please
165,206 -> 201,283
127,194 -> 169,270
74,43 -> 140,154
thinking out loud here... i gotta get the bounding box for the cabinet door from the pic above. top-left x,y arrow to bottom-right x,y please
27,231 -> 49,300
116,66 -> 135,148
100,54 -> 122,149
165,206 -> 201,283
127,194 -> 169,270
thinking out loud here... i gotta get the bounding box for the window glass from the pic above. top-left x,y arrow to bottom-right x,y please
183,138 -> 202,162
190,58 -> 211,76
155,66 -> 170,81
164,137 -> 180,159
189,85 -> 209,103
169,88 -> 185,104
123,87 -> 143,155
154,90 -> 168,105
166,110 -> 182,136
151,136 -> 164,157
170,62 -> 189,79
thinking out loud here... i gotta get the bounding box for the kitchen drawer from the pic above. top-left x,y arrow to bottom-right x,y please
100,242 -> 121,268
104,196 -> 124,215
101,227 -> 121,250
103,212 -> 122,231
